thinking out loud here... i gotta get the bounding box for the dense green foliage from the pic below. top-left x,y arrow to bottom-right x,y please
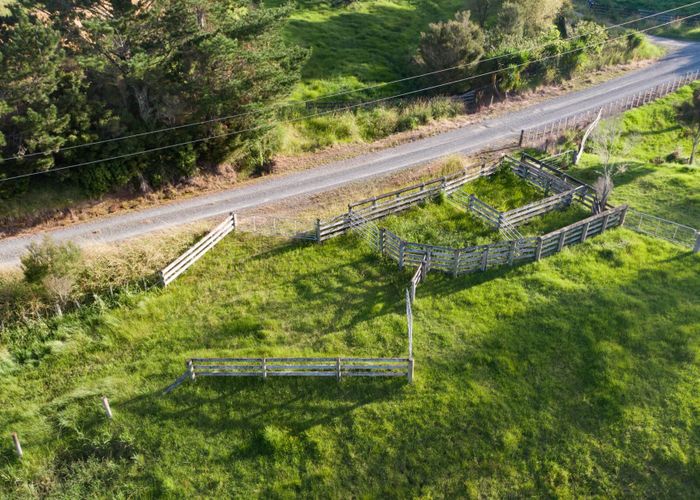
0,0 -> 307,193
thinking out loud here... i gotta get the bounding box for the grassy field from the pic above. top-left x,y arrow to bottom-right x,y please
2,123 -> 699,494
572,84 -> 700,226
264,0 -> 465,99
2,18 -> 699,498
1,224 -> 698,497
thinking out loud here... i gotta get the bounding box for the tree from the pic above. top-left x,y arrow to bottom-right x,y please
0,3 -> 89,192
1,0 -> 308,194
676,87 -> 700,165
590,118 -> 629,213
495,2 -> 526,40
414,11 -> 485,87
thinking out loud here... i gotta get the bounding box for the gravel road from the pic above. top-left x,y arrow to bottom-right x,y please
1,37 -> 698,267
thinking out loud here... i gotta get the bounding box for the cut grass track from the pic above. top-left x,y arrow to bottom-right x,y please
1,227 -> 698,497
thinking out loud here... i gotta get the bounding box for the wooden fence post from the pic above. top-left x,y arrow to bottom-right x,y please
619,206 -> 628,227
519,129 -> 525,147
187,360 -> 195,381
231,213 -> 238,231
399,241 -> 406,270
557,231 -> 566,252
535,237 -> 543,261
101,396 -> 113,419
453,249 -> 461,277
406,291 -> 413,359
693,231 -> 700,254
508,240 -> 517,265
480,247 -> 489,271
601,214 -> 611,233
315,219 -> 322,243
12,432 -> 22,459
581,222 -> 590,242
407,358 -> 414,384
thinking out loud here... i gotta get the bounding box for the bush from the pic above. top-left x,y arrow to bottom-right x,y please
21,237 -> 81,284
302,114 -> 361,149
358,107 -> 400,141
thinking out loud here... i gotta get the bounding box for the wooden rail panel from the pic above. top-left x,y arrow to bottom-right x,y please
160,215 -> 236,286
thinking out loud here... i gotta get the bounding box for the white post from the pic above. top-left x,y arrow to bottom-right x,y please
694,231 -> 700,254
406,289 -> 413,359
101,396 -> 113,419
12,433 -> 22,459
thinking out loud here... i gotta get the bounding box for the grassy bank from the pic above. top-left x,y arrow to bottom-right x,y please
571,84 -> 700,226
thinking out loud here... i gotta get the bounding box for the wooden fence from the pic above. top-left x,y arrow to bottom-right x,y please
374,205 -> 628,276
409,256 -> 428,302
164,357 -> 414,392
160,214 -> 236,286
501,187 -> 584,227
317,162 -> 501,241
520,70 -> 700,148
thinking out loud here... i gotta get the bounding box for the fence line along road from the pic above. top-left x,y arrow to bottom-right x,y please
520,70 -> 700,149
160,213 -> 236,286
164,357 -> 414,393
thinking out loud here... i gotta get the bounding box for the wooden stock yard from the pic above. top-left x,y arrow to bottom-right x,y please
160,214 -> 237,286
316,154 -> 632,278
164,357 -> 414,393
316,162 -> 501,241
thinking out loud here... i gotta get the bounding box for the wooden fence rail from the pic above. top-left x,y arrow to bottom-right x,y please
501,186 -> 584,227
164,357 -> 414,392
160,214 -> 236,286
318,162 -> 501,241
520,70 -> 700,148
376,205 -> 628,276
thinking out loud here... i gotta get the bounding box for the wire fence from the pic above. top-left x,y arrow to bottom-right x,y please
521,70 -> 700,149
624,209 -> 699,250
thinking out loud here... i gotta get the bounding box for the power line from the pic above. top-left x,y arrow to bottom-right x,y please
1,12 -> 698,184
1,0 -> 698,163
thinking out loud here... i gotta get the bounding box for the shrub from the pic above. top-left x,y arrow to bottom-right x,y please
303,114 -> 361,149
358,107 -> 400,141
21,237 -> 81,284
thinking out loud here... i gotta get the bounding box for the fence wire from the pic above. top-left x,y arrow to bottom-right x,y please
624,209 -> 698,249
236,215 -> 317,240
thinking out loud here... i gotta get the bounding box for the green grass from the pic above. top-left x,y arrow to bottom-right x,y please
380,168 -> 590,247
571,84 -> 700,226
264,0 -> 465,99
1,227 -> 698,497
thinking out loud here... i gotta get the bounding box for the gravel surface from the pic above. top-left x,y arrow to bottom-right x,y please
1,38 -> 698,267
